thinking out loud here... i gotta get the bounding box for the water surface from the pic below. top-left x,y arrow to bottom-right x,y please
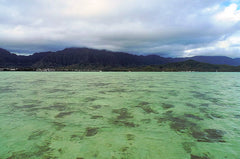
0,72 -> 240,159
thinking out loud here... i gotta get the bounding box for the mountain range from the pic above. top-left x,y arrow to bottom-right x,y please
1,47 -> 240,70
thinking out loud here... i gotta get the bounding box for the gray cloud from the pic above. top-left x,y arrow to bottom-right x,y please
0,0 -> 240,57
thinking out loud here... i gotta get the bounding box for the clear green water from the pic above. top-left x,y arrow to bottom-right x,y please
0,72 -> 240,159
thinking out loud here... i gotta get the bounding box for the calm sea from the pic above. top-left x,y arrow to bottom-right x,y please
0,72 -> 239,159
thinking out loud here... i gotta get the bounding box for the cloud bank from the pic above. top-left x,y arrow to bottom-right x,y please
0,0 -> 240,57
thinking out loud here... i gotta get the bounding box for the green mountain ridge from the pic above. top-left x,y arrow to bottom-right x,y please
38,60 -> 240,72
1,47 -> 240,71
100,60 -> 240,72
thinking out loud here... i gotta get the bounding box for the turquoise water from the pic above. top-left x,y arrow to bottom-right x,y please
0,72 -> 240,159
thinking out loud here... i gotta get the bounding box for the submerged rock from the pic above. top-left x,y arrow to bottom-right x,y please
52,122 -> 66,130
182,142 -> 194,153
71,134 -> 83,140
91,105 -> 102,109
139,102 -> 150,106
85,127 -> 98,137
190,91 -> 207,99
140,118 -> 151,124
28,130 -> 46,140
170,117 -> 197,132
112,120 -> 138,127
84,97 -> 97,102
205,113 -> 223,119
191,128 -> 225,143
112,108 -> 133,119
184,114 -> 203,120
190,154 -> 210,159
126,134 -> 135,140
43,104 -> 66,111
205,129 -> 225,142
91,115 -> 103,119
137,102 -> 158,114
111,108 -> 138,127
55,111 -> 74,118
162,103 -> 175,109
137,105 -> 158,114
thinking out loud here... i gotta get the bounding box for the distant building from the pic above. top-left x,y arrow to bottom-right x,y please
0,68 -> 16,71
36,68 -> 55,72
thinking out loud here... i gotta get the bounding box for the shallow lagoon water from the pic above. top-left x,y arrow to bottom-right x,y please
0,72 -> 240,159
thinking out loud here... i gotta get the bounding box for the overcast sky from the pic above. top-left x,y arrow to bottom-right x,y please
0,0 -> 240,57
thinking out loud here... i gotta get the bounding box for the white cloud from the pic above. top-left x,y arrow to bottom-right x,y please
183,31 -> 240,57
215,3 -> 240,24
0,0 -> 240,57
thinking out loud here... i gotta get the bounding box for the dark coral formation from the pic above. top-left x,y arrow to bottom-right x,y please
155,110 -> 226,145
55,111 -> 74,118
161,103 -> 175,109
85,127 -> 98,137
136,102 -> 158,114
28,130 -> 46,140
182,142 -> 194,153
184,114 -> 203,120
191,129 -> 225,143
111,108 -> 138,127
169,117 -> 197,133
91,115 -> 103,119
112,108 -> 133,120
52,122 -> 66,130
112,120 -> 138,127
126,134 -> 135,141
190,154 -> 210,159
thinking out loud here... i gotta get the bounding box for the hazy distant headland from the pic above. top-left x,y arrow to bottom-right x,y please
1,47 -> 240,72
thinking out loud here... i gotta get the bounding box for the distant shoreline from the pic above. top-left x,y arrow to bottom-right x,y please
1,59 -> 240,72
